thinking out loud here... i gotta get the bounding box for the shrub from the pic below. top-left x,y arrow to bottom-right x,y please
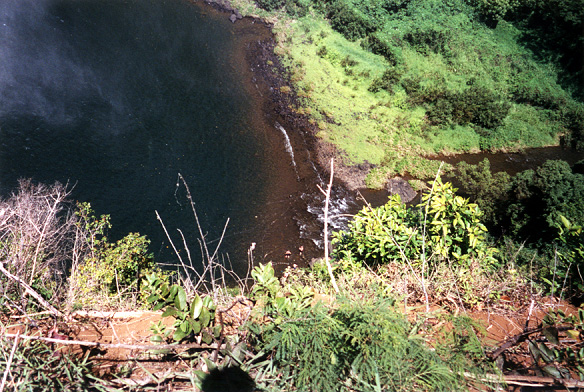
470,0 -> 521,25
368,68 -> 401,93
0,180 -> 77,308
248,298 -> 466,391
69,203 -> 155,308
328,0 -> 376,41
456,159 -> 511,228
403,27 -> 452,56
426,86 -> 510,129
547,216 -> 584,298
255,0 -> 285,11
504,160 -> 584,241
333,178 -> 496,269
361,33 -> 402,66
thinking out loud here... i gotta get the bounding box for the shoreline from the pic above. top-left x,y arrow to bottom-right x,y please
195,0 -> 372,191
191,0 -> 584,203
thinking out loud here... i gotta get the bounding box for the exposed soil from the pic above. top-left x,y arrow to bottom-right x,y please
4,295 -> 581,391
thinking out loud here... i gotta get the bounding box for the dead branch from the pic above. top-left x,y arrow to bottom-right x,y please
71,310 -> 164,319
1,333 -> 224,352
464,372 -> 584,389
0,262 -> 64,318
316,158 -> 339,294
488,325 -> 573,360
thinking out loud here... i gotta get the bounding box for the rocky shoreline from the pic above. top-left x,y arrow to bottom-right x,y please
195,0 -> 375,191
190,0 -> 428,206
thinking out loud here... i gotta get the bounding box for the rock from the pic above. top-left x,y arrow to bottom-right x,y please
387,177 -> 417,203
229,13 -> 237,23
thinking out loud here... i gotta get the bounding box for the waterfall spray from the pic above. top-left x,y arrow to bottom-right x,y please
275,122 -> 299,180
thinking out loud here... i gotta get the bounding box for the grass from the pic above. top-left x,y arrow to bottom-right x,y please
240,0 -> 584,185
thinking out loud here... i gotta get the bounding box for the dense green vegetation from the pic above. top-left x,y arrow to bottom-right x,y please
1,0 -> 583,388
234,0 -> 583,185
1,175 -> 583,390
456,158 -> 584,299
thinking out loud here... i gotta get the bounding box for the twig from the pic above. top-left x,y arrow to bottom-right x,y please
489,325 -> 573,359
9,311 -> 52,319
2,333 -> 223,351
316,158 -> 339,294
464,372 -> 584,389
0,262 -> 64,318
0,331 -> 19,392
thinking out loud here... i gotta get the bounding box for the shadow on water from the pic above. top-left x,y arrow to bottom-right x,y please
0,0 -> 332,276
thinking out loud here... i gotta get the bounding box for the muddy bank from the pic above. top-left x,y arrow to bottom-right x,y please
194,0 -> 371,192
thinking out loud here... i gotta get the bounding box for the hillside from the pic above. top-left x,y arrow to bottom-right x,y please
232,0 -> 583,187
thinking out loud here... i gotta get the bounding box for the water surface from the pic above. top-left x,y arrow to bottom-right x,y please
0,0 -> 316,274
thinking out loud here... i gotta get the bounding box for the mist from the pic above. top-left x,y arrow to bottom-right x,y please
0,0 -> 232,135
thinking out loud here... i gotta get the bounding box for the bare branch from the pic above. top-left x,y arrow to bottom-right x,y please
0,262 -> 64,318
1,333 -> 223,352
322,159 -> 339,294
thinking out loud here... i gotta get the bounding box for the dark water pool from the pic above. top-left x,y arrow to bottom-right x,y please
0,0 -> 323,274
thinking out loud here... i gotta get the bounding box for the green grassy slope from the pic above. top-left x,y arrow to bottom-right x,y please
233,0 -> 584,187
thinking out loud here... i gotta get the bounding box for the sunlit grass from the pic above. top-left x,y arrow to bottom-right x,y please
238,0 -> 583,183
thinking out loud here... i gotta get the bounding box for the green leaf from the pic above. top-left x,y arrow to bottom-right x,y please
201,330 -> 213,345
162,307 -> 178,318
173,328 -> 188,342
174,286 -> 187,311
528,341 -> 541,362
147,294 -> 160,304
180,320 -> 192,334
539,342 -> 555,362
191,295 -> 203,319
542,365 -> 562,378
190,320 -> 202,334
213,324 -> 222,339
169,284 -> 178,299
150,334 -> 164,343
203,295 -> 215,310
200,307 -> 211,327
542,326 -> 560,345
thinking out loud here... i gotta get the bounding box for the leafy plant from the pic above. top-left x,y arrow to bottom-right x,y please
333,178 -> 496,269
71,203 -> 155,307
143,272 -> 219,343
247,298 -> 469,391
526,308 -> 584,380
544,216 -> 584,297
250,262 -> 314,321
